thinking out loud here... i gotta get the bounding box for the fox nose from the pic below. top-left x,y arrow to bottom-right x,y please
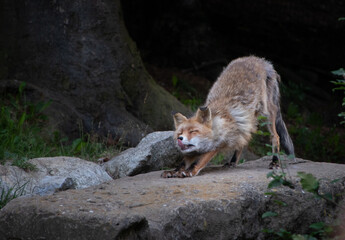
177,136 -> 183,141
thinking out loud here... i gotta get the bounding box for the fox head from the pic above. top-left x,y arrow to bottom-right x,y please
173,106 -> 213,155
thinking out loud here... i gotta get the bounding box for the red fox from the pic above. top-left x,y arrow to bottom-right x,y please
161,56 -> 295,178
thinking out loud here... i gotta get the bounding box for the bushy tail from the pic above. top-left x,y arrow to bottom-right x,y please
265,59 -> 295,158
275,107 -> 295,158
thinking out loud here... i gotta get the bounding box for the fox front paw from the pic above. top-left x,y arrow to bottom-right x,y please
161,170 -> 177,178
161,170 -> 194,178
222,162 -> 237,168
174,170 -> 194,178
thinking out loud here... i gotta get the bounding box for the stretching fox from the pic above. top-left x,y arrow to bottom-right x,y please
161,56 -> 294,178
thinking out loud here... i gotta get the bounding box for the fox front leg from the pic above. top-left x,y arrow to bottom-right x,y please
174,151 -> 218,178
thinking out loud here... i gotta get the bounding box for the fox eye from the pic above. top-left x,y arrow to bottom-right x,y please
189,129 -> 198,134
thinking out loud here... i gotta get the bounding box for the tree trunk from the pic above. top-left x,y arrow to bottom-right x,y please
0,0 -> 189,145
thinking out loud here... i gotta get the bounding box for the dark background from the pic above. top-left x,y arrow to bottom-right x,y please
121,0 -> 345,162
122,0 -> 345,121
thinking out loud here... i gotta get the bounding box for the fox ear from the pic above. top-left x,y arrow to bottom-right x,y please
196,106 -> 212,126
173,113 -> 187,129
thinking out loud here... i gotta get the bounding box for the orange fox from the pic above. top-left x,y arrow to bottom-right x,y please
161,56 -> 294,178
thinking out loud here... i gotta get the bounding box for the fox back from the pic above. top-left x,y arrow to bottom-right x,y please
205,56 -> 280,148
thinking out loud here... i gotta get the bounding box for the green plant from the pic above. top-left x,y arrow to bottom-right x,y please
262,225 -> 332,240
331,68 -> 345,125
171,75 -> 203,111
297,172 -> 344,209
210,153 -> 225,165
266,171 -> 294,189
249,115 -> 272,156
263,168 -> 343,239
0,82 -> 50,170
278,71 -> 345,163
281,81 -> 309,105
261,16 -> 345,239
0,180 -> 28,209
68,132 -> 120,162
285,100 -> 345,163
0,82 -> 121,170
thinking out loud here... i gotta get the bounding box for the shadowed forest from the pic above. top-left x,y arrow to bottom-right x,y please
1,0 -> 344,166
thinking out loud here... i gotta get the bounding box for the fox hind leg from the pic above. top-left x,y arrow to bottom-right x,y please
267,113 -> 281,169
223,148 -> 243,168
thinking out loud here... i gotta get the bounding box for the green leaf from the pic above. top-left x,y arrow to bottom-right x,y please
18,82 -> 26,96
330,178 -> 340,184
255,130 -> 270,136
339,17 -> 345,21
282,179 -> 295,189
322,193 -> 333,201
268,179 -> 282,189
332,68 -> 345,76
172,75 -> 178,88
35,100 -> 52,114
330,80 -> 345,85
276,228 -> 292,238
257,115 -> 268,121
18,112 -> 27,128
293,235 -> 317,240
273,200 -> 287,206
266,171 -> 274,178
259,121 -> 271,127
297,172 -> 319,193
292,234 -> 308,240
333,86 -> 345,91
262,211 -> 278,218
324,225 -> 333,234
309,222 -> 325,230
261,228 -> 274,234
72,138 -> 87,153
264,192 -> 276,196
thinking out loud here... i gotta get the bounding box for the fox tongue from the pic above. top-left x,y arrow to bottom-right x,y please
177,139 -> 187,150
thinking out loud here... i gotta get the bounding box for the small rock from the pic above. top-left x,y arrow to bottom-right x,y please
102,131 -> 183,179
0,157 -> 112,196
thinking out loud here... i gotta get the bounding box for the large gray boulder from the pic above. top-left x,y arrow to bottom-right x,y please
0,157 -> 112,196
1,157 -> 344,239
102,131 -> 183,179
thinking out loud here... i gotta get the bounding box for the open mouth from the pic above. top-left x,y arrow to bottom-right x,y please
177,139 -> 195,151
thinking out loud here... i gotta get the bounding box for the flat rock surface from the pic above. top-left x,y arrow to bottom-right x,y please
1,157 -> 345,239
